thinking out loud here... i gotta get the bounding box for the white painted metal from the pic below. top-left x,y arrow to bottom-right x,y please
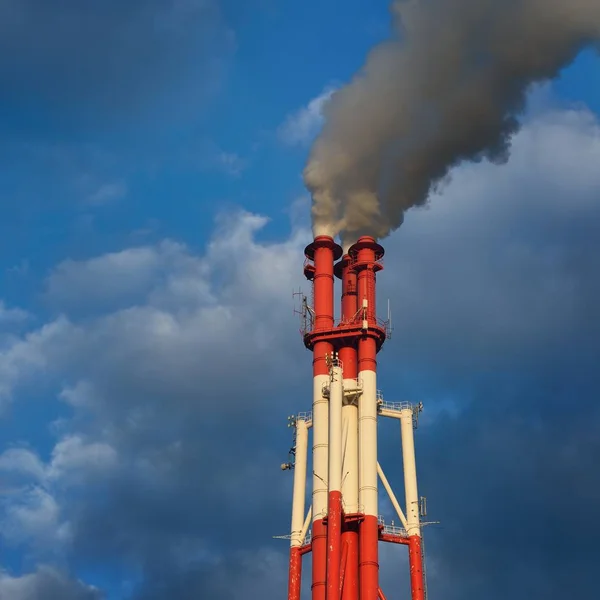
290,419 -> 309,548
378,408 -> 401,420
328,365 -> 344,494
400,407 -> 421,537
313,373 -> 329,522
300,506 -> 313,545
359,369 -> 378,517
342,380 -> 359,514
379,400 -> 413,420
376,462 -> 408,529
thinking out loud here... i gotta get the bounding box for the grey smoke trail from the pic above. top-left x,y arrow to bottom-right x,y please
304,0 -> 600,246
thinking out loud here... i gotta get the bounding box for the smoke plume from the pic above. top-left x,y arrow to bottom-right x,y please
304,0 -> 600,246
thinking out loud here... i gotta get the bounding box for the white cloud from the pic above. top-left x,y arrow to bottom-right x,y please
0,448 -> 46,481
45,242 -> 190,311
0,317 -> 73,410
47,435 -> 118,481
1,105 -> 600,598
0,302 -> 28,324
216,151 -> 247,177
278,86 -> 336,146
85,180 -> 127,206
0,566 -> 100,600
196,140 -> 248,177
0,209 -> 308,570
0,486 -> 71,547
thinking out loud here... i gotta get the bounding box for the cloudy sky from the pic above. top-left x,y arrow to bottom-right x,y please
1,1 -> 599,599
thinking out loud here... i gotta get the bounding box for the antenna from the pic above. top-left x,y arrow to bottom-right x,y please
292,288 -> 314,337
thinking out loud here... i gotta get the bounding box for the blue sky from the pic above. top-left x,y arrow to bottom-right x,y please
1,2 -> 600,599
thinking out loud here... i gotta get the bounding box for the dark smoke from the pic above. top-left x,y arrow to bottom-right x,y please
304,0 -> 600,246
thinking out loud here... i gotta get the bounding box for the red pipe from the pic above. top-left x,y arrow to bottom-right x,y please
312,235 -> 338,331
351,237 -> 383,600
359,515 -> 380,600
312,518 -> 328,600
306,236 -> 341,600
352,236 -> 383,325
377,587 -> 388,600
288,546 -> 302,600
312,339 -> 331,600
408,535 -> 426,600
337,254 -> 360,600
327,489 -> 343,600
379,533 -> 410,546
336,254 -> 358,324
339,538 -> 349,597
358,334 -> 379,600
341,524 -> 359,600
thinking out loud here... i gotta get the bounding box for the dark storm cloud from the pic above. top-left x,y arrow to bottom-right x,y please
416,372 -> 600,599
3,110 -> 600,599
130,547 -> 288,600
373,109 -> 600,599
114,109 -> 600,599
0,0 -> 233,127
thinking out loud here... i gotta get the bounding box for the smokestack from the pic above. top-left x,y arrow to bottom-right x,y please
304,0 -> 600,246
283,237 -> 428,600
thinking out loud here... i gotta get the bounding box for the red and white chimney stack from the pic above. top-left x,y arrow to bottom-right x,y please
283,235 -> 428,600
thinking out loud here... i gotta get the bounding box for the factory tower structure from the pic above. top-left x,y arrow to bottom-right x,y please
282,235 -> 428,600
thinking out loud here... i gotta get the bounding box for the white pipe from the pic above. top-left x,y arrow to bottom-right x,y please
290,419 -> 309,548
359,369 -> 378,517
341,386 -> 358,514
400,408 -> 421,537
313,374 -> 329,522
300,506 -> 312,544
328,365 -> 344,493
377,462 -> 408,530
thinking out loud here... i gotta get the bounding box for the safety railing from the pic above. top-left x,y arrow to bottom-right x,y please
378,516 -> 408,538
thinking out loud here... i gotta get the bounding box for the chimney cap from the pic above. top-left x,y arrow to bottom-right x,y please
304,235 -> 343,261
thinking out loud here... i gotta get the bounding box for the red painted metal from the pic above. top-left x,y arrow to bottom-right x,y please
359,514 -> 380,600
292,235 -> 427,600
339,538 -> 349,598
379,533 -> 410,546
351,237 -> 382,600
305,236 -> 342,332
337,254 -> 360,600
306,236 -> 342,600
288,547 -> 302,600
341,525 -> 359,600
327,489 -> 343,600
408,535 -> 426,600
312,518 -> 328,600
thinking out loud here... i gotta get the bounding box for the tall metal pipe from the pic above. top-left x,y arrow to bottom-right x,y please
288,418 -> 309,600
327,361 -> 344,600
305,236 -> 342,600
400,408 -> 425,600
350,236 -> 384,600
357,337 -> 379,600
336,254 -> 359,600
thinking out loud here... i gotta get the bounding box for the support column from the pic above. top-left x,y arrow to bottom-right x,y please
350,237 -> 384,600
305,236 -> 341,600
327,362 -> 344,600
336,254 -> 359,600
288,418 -> 309,600
358,338 -> 379,600
400,408 -> 425,600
